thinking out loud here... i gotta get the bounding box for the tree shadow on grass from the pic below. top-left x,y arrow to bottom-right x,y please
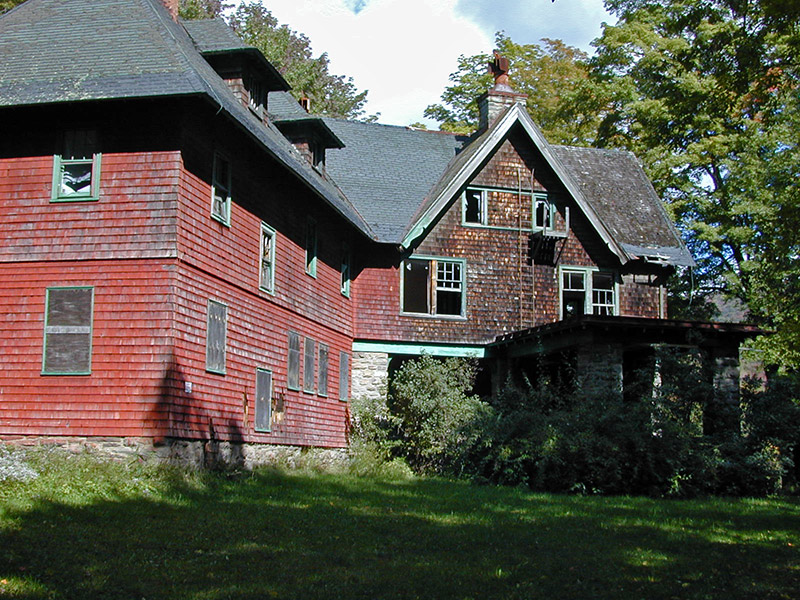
1,471 -> 799,599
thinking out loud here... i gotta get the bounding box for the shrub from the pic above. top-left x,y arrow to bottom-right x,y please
388,355 -> 488,474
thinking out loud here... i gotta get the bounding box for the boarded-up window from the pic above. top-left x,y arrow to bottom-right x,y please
304,336 -> 315,392
42,287 -> 94,375
339,351 -> 350,402
206,300 -> 227,374
288,331 -> 301,390
318,343 -> 329,397
255,368 -> 272,433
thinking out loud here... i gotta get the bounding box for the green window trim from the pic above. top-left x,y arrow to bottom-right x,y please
254,368 -> 273,433
462,187 -> 488,226
287,331 -> 301,391
51,153 -> 102,202
400,255 -> 467,319
259,222 -> 277,294
42,286 -> 94,375
211,153 -> 232,226
205,299 -> 228,375
558,266 -> 619,319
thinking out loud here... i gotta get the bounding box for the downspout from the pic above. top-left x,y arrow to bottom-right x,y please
517,167 -> 524,330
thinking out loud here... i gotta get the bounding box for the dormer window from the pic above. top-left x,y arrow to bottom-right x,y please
246,76 -> 265,113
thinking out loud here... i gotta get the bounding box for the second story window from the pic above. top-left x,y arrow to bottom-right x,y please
533,194 -> 555,230
561,268 -> 618,319
341,247 -> 351,297
402,257 -> 466,318
305,219 -> 317,277
52,129 -> 101,202
260,223 -> 276,293
212,153 -> 231,225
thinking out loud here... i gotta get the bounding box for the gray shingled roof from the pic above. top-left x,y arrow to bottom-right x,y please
268,91 -> 344,149
181,18 -> 249,52
551,146 -> 694,266
268,90 -> 308,117
0,0 -> 372,238
322,119 -> 467,242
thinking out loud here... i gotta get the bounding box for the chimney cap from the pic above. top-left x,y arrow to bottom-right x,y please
489,51 -> 514,93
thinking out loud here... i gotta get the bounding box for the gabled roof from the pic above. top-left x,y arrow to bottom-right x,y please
321,119 -> 467,242
402,103 -> 628,262
0,0 -> 373,239
550,146 -> 694,266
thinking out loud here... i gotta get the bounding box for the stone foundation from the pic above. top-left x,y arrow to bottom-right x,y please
352,351 -> 389,400
576,343 -> 624,399
2,436 -> 349,471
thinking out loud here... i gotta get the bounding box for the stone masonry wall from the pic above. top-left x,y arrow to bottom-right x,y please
351,351 -> 389,400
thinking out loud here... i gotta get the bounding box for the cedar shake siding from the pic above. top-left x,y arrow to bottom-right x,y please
0,100 -> 356,448
352,126 -> 664,345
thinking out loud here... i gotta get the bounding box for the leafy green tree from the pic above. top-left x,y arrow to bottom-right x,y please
228,1 -> 371,120
0,0 -> 26,15
425,34 -> 599,143
178,0 -> 227,20
590,0 -> 800,368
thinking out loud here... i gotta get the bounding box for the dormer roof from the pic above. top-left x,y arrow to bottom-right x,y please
182,18 -> 289,92
0,0 -> 373,239
268,91 -> 345,150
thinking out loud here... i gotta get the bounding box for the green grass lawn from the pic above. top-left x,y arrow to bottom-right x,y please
1,449 -> 798,600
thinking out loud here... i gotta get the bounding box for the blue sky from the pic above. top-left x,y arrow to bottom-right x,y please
244,0 -> 613,126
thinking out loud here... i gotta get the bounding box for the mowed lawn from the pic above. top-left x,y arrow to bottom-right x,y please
0,451 -> 798,600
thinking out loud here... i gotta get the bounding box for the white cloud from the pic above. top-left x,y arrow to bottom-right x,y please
238,0 -> 612,127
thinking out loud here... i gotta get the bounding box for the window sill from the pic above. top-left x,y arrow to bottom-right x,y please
399,311 -> 467,321
50,196 -> 100,203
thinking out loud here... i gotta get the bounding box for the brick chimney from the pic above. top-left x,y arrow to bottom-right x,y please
478,51 -> 527,130
160,0 -> 179,20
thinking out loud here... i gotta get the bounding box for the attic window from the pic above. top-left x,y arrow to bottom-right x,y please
533,194 -> 555,230
402,257 -> 465,318
52,130 -> 101,202
211,153 -> 231,225
246,76 -> 265,113
463,188 -> 487,225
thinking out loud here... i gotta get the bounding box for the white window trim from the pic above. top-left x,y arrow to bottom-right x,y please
211,152 -> 232,226
400,255 -> 467,319
558,266 -> 619,318
259,222 -> 277,294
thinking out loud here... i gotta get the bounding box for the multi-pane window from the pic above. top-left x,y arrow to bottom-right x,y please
561,270 -> 586,318
533,194 -> 555,230
402,257 -> 465,317
560,268 -> 617,319
206,300 -> 227,374
42,287 -> 94,375
339,351 -> 350,402
303,336 -> 315,392
463,188 -> 487,225
318,343 -> 329,397
260,223 -> 276,293
288,331 -> 301,391
305,219 -> 317,277
52,130 -> 101,202
212,153 -> 231,225
341,248 -> 351,297
254,368 -> 272,433
592,272 -> 616,315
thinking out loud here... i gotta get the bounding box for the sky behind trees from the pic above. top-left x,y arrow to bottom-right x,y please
238,0 -> 611,126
